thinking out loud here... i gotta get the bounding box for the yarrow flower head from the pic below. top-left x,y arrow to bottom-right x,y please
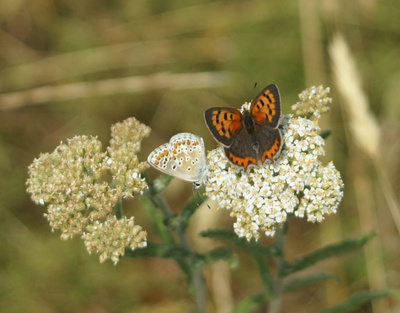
26,117 -> 150,264
291,85 -> 332,119
83,216 -> 147,264
205,88 -> 343,241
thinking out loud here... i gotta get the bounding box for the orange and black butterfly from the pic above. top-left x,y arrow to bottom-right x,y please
204,84 -> 282,170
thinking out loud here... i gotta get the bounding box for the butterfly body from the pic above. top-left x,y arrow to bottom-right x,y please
147,133 -> 207,189
243,112 -> 256,133
204,84 -> 282,170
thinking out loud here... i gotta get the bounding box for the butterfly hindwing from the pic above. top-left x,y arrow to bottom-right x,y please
204,107 -> 242,147
223,130 -> 258,170
258,125 -> 282,163
168,133 -> 206,181
250,84 -> 281,128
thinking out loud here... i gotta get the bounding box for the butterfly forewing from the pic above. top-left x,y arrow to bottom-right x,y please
250,84 -> 281,128
204,107 -> 242,147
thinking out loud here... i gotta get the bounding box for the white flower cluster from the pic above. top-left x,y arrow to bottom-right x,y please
291,85 -> 332,118
205,114 -> 344,241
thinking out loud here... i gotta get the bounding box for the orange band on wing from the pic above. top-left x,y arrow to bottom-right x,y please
261,138 -> 281,162
153,150 -> 169,166
252,89 -> 277,123
210,110 -> 241,139
227,153 -> 257,171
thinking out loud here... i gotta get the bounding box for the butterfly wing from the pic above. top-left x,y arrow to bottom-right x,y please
258,125 -> 282,163
147,143 -> 173,173
204,107 -> 242,147
250,84 -> 281,128
147,133 -> 207,183
223,130 -> 258,170
168,133 -> 207,181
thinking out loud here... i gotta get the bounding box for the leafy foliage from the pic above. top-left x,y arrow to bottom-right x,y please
283,273 -> 339,292
201,229 -> 280,257
320,289 -> 400,313
231,292 -> 268,313
280,232 -> 376,277
125,243 -> 190,258
319,129 -> 332,139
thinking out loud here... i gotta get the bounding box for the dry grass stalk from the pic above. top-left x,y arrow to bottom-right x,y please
0,71 -> 231,110
329,33 -> 396,313
329,33 -> 400,234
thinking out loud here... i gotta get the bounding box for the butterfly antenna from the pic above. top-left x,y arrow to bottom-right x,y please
192,183 -> 204,208
192,185 -> 212,209
199,191 -> 212,209
192,184 -> 201,208
249,82 -> 258,102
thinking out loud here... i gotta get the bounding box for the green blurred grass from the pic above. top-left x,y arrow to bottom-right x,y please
1,0 -> 399,312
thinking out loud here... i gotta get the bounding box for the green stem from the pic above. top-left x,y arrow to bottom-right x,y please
268,223 -> 287,313
152,193 -> 206,313
114,199 -> 123,219
252,253 -> 273,298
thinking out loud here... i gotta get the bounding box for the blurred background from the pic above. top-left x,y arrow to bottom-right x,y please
1,0 -> 399,312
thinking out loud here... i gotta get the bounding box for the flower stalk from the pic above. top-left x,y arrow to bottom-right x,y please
147,190 -> 207,313
269,224 -> 287,313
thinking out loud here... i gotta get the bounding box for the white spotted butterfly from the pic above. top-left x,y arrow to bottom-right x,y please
147,133 -> 208,189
